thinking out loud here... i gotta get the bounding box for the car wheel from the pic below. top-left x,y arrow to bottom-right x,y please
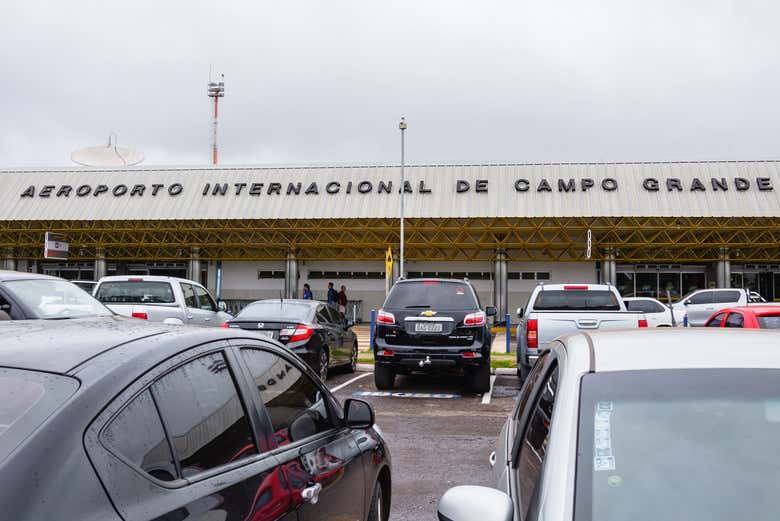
348,341 -> 358,373
367,479 -> 384,521
470,362 -> 491,393
317,347 -> 329,381
517,362 -> 530,382
374,364 -> 395,390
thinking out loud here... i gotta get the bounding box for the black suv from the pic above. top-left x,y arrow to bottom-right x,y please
372,278 -> 496,392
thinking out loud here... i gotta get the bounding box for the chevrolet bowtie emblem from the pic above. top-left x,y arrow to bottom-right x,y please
420,310 -> 437,317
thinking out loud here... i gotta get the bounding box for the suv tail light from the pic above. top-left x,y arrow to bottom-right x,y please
527,318 -> 538,348
377,349 -> 395,357
377,310 -> 396,325
131,311 -> 148,320
564,285 -> 588,290
280,324 -> 315,343
638,319 -> 648,328
463,311 -> 486,326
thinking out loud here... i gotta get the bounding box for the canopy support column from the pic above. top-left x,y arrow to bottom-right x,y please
284,252 -> 298,299
716,247 -> 731,288
493,250 -> 508,319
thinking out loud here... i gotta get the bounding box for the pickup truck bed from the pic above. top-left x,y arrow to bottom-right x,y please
516,283 -> 646,379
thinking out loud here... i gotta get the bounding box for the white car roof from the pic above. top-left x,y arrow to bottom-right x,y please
562,329 -> 780,372
97,275 -> 198,284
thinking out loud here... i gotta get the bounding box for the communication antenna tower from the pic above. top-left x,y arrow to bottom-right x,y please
207,73 -> 225,165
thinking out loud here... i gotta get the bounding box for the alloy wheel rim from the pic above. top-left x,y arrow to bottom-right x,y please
320,350 -> 328,380
351,343 -> 358,370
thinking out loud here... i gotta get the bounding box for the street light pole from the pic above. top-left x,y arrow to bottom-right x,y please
399,117 -> 407,278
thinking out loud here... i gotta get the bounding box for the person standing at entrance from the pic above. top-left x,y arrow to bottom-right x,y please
327,282 -> 338,307
338,285 -> 348,314
302,283 -> 313,300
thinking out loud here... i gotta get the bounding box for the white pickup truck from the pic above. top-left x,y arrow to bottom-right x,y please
516,283 -> 646,379
93,275 -> 232,326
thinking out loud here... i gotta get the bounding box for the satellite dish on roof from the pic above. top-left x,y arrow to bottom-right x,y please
71,134 -> 144,167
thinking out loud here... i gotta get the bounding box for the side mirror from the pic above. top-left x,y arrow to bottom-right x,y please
218,300 -> 228,312
344,399 -> 374,429
516,307 -> 524,318
438,486 -> 513,521
485,306 -> 497,317
683,300 -> 690,306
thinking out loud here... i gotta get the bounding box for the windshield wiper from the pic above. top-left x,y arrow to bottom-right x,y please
44,316 -> 75,320
404,305 -> 431,308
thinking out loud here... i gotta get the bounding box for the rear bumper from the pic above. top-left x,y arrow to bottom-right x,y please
373,342 -> 488,371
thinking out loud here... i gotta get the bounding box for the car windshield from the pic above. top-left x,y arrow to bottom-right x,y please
384,281 -> 478,310
534,290 -> 620,311
94,281 -> 175,304
0,368 -> 79,463
757,315 -> 780,329
236,301 -> 313,322
576,369 -> 780,521
4,279 -> 112,319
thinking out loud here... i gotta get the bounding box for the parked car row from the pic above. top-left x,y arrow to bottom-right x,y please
2,268 -> 780,521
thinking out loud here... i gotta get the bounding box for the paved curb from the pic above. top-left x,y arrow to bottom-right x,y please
357,363 -> 374,372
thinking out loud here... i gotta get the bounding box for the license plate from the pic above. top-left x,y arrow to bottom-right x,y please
256,330 -> 274,338
414,322 -> 443,333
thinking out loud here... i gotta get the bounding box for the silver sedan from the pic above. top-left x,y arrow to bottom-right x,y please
438,328 -> 780,521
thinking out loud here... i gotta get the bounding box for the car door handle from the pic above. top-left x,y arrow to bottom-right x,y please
186,315 -> 194,320
301,483 -> 323,504
203,317 -> 211,321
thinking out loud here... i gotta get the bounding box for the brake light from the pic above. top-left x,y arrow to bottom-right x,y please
461,351 -> 482,358
221,322 -> 230,328
638,319 -> 648,328
527,318 -> 538,348
422,281 -> 440,285
377,349 -> 395,357
463,311 -> 486,326
131,311 -> 148,320
282,324 -> 314,343
564,285 -> 588,290
128,278 -> 145,282
377,310 -> 396,324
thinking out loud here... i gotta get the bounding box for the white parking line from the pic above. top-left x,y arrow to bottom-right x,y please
330,372 -> 372,393
481,375 -> 497,405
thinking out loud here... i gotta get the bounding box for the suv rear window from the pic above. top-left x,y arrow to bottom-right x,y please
0,368 -> 79,463
384,281 -> 478,310
534,290 -> 620,311
95,281 -> 175,304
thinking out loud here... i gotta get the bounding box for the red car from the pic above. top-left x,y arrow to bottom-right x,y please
704,306 -> 780,329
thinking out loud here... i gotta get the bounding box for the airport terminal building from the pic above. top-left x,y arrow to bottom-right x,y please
1,160 -> 778,320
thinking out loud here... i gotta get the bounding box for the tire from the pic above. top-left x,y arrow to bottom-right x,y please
470,362 -> 491,393
317,347 -> 329,382
348,341 -> 358,373
517,361 -> 530,382
367,480 -> 384,521
374,364 -> 395,390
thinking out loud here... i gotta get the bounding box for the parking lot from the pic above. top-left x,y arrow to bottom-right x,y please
326,368 -> 521,521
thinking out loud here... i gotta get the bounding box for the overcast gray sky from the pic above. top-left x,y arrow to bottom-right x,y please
2,0 -> 779,167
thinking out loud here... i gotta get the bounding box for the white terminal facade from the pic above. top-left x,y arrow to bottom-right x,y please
1,160 -> 778,321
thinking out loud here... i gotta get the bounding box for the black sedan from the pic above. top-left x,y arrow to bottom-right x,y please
0,270 -> 112,320
225,299 -> 359,381
0,317 -> 391,521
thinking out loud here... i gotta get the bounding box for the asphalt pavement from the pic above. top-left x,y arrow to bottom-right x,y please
326,368 -> 522,521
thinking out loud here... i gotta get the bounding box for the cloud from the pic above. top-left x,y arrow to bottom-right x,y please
1,0 -> 779,167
